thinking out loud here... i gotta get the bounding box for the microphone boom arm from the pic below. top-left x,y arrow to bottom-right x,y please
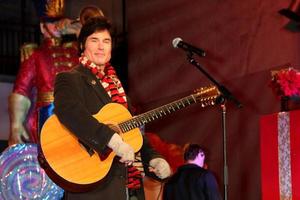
186,53 -> 242,108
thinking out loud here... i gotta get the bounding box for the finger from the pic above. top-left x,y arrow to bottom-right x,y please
19,135 -> 27,143
22,131 -> 30,140
17,134 -> 24,144
120,157 -> 134,164
107,122 -> 122,133
148,166 -> 155,172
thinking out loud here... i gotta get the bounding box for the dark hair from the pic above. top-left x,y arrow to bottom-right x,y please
78,16 -> 112,54
183,144 -> 205,161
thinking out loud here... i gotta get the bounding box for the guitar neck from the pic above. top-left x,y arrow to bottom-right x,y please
119,94 -> 198,133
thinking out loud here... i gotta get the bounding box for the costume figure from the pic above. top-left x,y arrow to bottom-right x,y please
8,0 -> 79,145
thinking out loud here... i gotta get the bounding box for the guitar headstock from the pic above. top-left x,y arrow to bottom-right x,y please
194,85 -> 221,107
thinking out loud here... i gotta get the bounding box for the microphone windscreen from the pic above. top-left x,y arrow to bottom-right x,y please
172,37 -> 182,48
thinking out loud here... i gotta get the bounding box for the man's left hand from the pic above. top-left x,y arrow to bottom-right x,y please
149,158 -> 171,179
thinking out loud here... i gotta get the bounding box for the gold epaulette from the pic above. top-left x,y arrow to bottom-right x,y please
20,43 -> 38,63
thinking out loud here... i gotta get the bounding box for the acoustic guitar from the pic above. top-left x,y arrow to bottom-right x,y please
39,85 -> 221,192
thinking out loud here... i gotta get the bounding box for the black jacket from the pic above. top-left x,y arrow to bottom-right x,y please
163,164 -> 221,200
54,65 -> 161,200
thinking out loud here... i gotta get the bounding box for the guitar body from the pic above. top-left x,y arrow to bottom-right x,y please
39,103 -> 143,192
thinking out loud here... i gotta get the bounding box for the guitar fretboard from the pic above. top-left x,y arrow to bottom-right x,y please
119,94 -> 198,133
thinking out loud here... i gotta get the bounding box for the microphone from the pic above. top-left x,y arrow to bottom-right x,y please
172,37 -> 206,57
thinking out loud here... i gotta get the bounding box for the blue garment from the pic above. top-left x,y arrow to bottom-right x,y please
38,103 -> 55,134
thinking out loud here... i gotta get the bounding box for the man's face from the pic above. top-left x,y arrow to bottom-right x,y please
83,30 -> 112,66
196,152 -> 205,167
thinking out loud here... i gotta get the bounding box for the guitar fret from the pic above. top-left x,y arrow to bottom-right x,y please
124,123 -> 130,132
186,98 -> 191,105
119,123 -> 125,133
163,106 -> 169,115
127,121 -> 133,130
131,120 -> 138,129
179,100 -> 186,108
146,113 -> 152,121
191,94 -> 197,103
120,124 -> 126,132
142,116 -> 148,124
136,117 -> 143,126
150,113 -> 155,120
170,104 -> 176,111
130,120 -> 135,128
170,103 -> 176,111
187,97 -> 193,105
151,112 -> 156,120
158,110 -> 164,116
122,124 -> 127,132
146,114 -> 152,122
171,105 -> 176,111
131,121 -> 136,129
137,116 -> 142,124
135,120 -> 139,128
160,111 -> 164,116
142,115 -> 147,123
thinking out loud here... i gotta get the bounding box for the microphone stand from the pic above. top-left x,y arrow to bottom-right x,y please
185,52 -> 242,200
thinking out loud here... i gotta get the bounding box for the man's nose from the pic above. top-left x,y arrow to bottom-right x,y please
98,42 -> 104,49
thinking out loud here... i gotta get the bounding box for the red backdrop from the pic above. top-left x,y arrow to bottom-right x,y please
127,0 -> 300,199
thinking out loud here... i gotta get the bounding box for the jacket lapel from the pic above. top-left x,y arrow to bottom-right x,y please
76,65 -> 112,104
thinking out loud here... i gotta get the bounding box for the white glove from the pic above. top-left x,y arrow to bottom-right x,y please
149,158 -> 171,179
107,134 -> 134,164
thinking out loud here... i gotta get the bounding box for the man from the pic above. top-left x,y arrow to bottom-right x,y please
163,144 -> 221,200
54,16 -> 171,199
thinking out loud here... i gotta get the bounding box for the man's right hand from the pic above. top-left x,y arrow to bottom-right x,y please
107,133 -> 135,165
9,123 -> 29,146
8,93 -> 31,146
